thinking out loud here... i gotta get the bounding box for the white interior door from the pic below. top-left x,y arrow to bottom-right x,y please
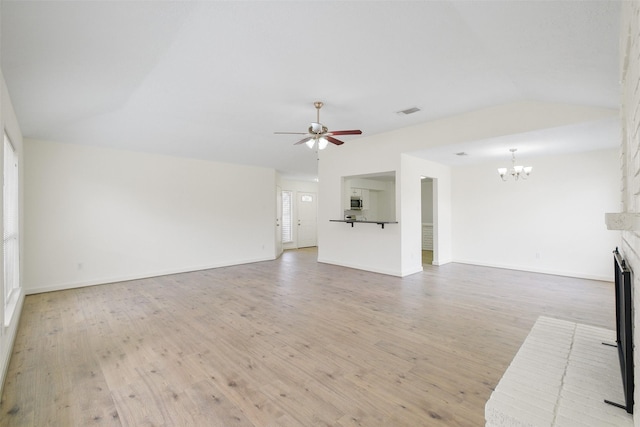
297,192 -> 317,248
276,185 -> 283,257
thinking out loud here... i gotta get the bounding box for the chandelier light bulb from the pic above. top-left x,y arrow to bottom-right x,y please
305,138 -> 315,149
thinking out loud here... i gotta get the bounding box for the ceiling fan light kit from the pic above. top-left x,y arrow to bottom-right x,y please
275,101 -> 362,150
498,148 -> 533,181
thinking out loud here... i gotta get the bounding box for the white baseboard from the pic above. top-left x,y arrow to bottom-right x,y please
401,265 -> 424,276
317,257 -> 404,277
25,256 -> 275,295
452,259 -> 612,282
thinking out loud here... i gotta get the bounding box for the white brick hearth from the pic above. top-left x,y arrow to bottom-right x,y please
486,316 -> 633,426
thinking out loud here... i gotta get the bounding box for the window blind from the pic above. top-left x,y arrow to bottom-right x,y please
282,190 -> 293,243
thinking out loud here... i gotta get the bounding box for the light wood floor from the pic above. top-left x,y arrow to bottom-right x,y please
0,248 -> 614,426
422,250 -> 433,265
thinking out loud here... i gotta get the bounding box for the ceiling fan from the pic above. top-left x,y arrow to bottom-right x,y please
274,101 -> 362,150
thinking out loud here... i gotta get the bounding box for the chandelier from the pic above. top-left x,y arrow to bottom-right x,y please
497,149 -> 532,181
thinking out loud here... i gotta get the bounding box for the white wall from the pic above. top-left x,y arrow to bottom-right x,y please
24,140 -> 277,294
317,132 -> 452,276
402,154 -> 452,269
318,101 -> 611,277
618,1 -> 640,421
452,149 -> 620,281
0,70 -> 25,394
280,179 -> 318,250
318,139 -> 404,276
375,181 -> 396,222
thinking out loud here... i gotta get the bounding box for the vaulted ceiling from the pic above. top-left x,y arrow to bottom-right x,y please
1,1 -> 621,180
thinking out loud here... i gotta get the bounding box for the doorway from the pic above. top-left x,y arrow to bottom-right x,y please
276,185 -> 283,258
420,177 -> 435,266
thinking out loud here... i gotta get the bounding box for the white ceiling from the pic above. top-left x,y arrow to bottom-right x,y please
412,116 -> 621,166
1,1 -> 621,179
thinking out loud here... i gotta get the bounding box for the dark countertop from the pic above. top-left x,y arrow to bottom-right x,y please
330,219 -> 398,229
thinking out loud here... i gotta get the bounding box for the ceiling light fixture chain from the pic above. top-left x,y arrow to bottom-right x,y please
497,148 -> 533,181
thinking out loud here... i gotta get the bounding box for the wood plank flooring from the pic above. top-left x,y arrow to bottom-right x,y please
422,250 -> 433,266
0,248 -> 615,426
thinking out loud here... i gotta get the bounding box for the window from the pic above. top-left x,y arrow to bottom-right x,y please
4,132 -> 20,325
282,190 -> 293,243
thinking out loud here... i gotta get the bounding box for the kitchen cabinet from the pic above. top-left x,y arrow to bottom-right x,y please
345,187 -> 370,210
343,172 -> 396,220
360,189 -> 369,210
422,223 -> 433,250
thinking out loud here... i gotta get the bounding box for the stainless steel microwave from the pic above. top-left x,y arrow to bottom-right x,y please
350,197 -> 363,210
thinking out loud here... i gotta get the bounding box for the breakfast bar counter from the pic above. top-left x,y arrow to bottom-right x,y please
330,219 -> 398,229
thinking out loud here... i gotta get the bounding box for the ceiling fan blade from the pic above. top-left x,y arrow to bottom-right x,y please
294,136 -> 314,145
275,131 -> 308,135
326,136 -> 345,146
330,130 -> 362,136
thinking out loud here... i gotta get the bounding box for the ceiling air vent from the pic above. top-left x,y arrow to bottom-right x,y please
396,107 -> 421,115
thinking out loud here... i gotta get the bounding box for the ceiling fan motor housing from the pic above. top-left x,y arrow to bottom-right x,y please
309,122 -> 327,134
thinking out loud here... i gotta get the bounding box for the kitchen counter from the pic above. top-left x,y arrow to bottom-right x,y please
330,219 -> 398,229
